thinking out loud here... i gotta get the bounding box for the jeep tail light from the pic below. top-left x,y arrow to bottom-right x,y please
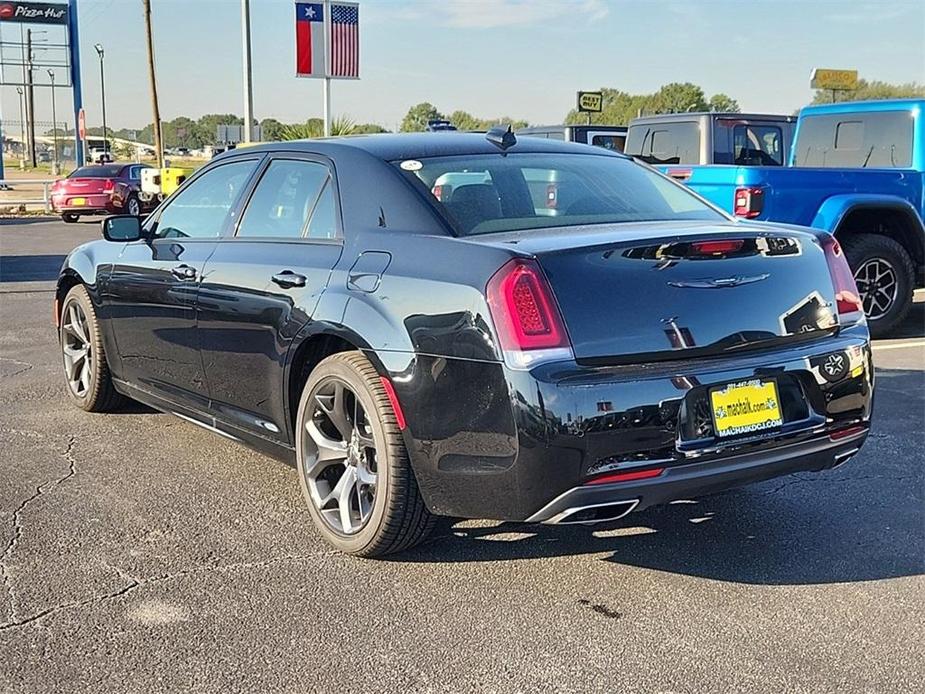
821,235 -> 863,321
733,186 -> 764,218
486,258 -> 572,369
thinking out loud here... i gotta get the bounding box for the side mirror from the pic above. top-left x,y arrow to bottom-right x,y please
102,215 -> 143,242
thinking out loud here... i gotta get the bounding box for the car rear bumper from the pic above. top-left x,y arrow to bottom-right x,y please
52,194 -> 119,215
388,324 -> 873,522
524,424 -> 867,523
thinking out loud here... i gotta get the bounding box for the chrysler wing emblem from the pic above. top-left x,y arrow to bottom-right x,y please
668,273 -> 770,289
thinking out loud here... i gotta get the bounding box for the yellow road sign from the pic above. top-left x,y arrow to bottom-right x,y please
810,69 -> 858,91
577,91 -> 603,112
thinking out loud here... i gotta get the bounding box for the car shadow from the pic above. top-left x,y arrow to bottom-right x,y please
0,217 -> 60,226
0,254 -> 67,282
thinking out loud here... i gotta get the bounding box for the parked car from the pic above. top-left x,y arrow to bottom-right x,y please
51,163 -> 153,222
659,99 -> 925,336
624,112 -> 796,166
88,147 -> 113,164
55,132 -> 872,556
517,124 -> 628,152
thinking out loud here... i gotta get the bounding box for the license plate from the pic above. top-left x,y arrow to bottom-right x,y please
71,197 -> 86,206
710,378 -> 783,438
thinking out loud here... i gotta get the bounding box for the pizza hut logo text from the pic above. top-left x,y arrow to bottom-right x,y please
0,2 -> 68,23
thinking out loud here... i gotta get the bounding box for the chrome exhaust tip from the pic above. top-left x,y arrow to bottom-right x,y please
832,447 -> 860,469
547,499 -> 639,525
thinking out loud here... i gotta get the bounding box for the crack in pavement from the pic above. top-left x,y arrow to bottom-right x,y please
0,550 -> 338,633
0,435 -> 78,625
0,356 -> 34,380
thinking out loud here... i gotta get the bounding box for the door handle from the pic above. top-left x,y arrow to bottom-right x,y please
271,270 -> 307,289
171,264 -> 197,280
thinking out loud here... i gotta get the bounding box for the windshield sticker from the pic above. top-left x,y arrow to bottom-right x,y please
400,159 -> 423,171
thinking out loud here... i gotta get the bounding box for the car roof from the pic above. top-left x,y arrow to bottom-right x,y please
799,98 -> 925,117
218,132 -> 630,162
629,112 -> 796,124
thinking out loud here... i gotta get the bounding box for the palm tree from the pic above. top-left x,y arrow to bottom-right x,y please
281,115 -> 356,140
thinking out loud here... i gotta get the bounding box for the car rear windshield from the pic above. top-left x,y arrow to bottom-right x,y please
793,111 -> 914,168
69,165 -> 122,178
394,153 -> 725,236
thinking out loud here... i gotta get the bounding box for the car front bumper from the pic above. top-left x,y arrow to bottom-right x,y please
385,324 -> 873,522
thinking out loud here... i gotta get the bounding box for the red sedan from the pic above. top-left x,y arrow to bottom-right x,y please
51,163 -> 152,223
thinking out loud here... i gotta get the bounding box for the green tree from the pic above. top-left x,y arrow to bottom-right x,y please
197,113 -> 243,145
260,117 -> 286,141
708,93 -> 740,113
353,123 -> 389,134
649,82 -> 708,114
400,102 -> 443,132
811,78 -> 925,104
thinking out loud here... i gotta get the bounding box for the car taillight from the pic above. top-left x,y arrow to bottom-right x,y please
821,235 -> 863,322
432,184 -> 445,202
103,179 -> 115,193
486,258 -> 572,369
733,186 -> 764,218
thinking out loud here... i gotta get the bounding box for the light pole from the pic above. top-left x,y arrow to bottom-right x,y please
47,69 -> 59,174
15,87 -> 25,166
94,43 -> 107,156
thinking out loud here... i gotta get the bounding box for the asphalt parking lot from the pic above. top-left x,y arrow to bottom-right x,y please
1,218 -> 923,693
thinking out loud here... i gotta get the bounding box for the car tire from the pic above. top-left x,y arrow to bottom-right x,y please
295,351 -> 434,557
59,285 -> 125,412
61,212 -> 79,224
125,194 -> 141,217
840,233 -> 914,338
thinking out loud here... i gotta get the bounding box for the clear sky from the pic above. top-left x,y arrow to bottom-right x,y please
2,0 -> 924,132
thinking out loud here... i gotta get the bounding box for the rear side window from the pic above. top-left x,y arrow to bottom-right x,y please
237,160 -> 332,239
794,111 -> 913,167
623,122 -> 700,165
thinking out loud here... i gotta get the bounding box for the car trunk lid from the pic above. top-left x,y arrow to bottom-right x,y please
475,222 -> 839,364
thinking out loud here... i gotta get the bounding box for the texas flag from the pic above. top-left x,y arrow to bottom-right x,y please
295,3 -> 325,77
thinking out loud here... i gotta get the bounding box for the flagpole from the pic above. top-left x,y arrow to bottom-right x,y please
241,0 -> 254,143
322,0 -> 331,137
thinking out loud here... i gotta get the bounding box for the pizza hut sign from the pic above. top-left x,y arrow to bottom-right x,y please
0,1 -> 69,25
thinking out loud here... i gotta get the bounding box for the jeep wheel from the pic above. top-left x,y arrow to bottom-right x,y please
841,234 -> 914,338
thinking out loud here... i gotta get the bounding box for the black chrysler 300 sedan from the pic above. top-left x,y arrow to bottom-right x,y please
55,132 -> 873,556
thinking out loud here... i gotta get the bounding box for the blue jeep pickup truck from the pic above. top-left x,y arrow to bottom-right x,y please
662,99 -> 924,336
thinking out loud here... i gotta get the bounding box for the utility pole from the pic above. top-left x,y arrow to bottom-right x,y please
25,28 -> 37,168
241,0 -> 254,143
94,43 -> 108,154
16,87 -> 25,167
142,0 -> 164,169
48,70 -> 59,174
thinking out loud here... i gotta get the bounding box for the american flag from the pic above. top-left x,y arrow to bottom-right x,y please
330,3 -> 359,78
